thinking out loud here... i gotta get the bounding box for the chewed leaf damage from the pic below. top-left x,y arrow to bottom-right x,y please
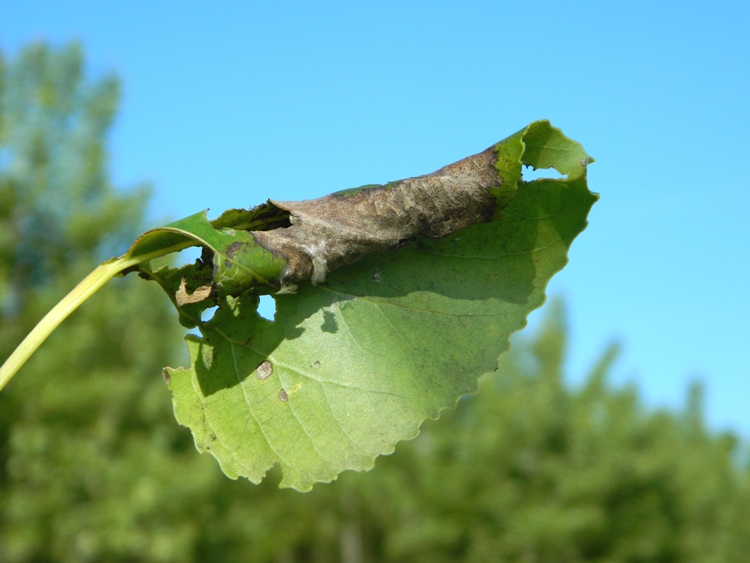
0,121 -> 596,492
152,121 -> 596,490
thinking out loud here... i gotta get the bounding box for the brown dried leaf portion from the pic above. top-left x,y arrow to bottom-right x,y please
175,278 -> 213,306
253,146 -> 501,285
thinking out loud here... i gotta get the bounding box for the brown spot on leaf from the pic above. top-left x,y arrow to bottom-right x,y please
162,368 -> 171,384
279,389 -> 288,402
256,360 -> 273,380
225,241 -> 247,259
175,277 -> 212,306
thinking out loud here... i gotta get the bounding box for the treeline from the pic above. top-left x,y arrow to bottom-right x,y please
1,44 -> 749,563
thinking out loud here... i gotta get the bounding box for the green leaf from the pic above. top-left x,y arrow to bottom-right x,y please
129,209 -> 288,328
158,121 -> 597,490
0,120 -> 596,490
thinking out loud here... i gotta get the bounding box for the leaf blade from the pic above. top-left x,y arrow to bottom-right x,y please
164,123 -> 597,490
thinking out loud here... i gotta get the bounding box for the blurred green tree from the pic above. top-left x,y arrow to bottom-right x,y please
1,42 -> 749,563
345,303 -> 750,562
150,302 -> 750,563
0,43 -> 222,562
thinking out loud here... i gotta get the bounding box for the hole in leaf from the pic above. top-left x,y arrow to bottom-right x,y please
173,245 -> 204,266
258,295 -> 276,321
201,305 -> 219,322
522,165 -> 565,182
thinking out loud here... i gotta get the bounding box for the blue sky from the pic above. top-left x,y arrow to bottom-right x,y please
2,1 -> 749,434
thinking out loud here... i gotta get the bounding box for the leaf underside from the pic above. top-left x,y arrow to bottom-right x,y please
130,121 -> 597,490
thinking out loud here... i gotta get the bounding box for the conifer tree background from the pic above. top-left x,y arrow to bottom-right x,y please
1,44 -> 749,562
